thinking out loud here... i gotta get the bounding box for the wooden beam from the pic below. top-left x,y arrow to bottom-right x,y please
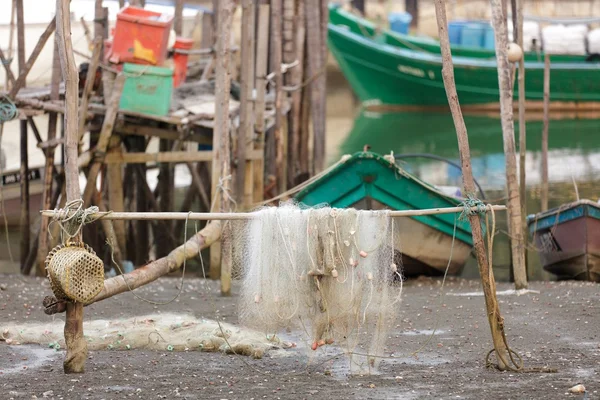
95,149 -> 263,164
9,18 -> 57,98
115,122 -> 211,144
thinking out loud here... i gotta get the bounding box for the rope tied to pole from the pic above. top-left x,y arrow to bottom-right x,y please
458,194 -> 488,221
0,95 -> 18,122
50,199 -> 104,243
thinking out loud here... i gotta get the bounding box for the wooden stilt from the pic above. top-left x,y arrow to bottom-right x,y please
270,0 -> 286,194
56,0 -> 86,374
305,0 -> 323,175
106,138 -> 127,256
541,53 -> 550,212
156,139 -> 175,258
174,0 -> 184,36
77,37 -> 102,145
212,0 -> 234,295
236,0 -> 256,207
5,0 -> 16,90
489,0 -> 527,290
434,0 -> 512,371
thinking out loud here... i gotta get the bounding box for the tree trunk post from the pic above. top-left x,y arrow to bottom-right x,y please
489,0 -> 527,290
541,53 -> 550,212
433,0 -> 511,371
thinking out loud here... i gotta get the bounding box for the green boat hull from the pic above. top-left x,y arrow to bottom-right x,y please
328,5 -> 600,106
294,152 -> 475,276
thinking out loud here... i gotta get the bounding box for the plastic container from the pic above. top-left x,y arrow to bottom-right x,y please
460,22 -> 487,48
119,63 -> 174,116
172,37 -> 193,87
388,12 -> 412,35
448,21 -> 468,45
482,25 -> 495,50
110,6 -> 174,66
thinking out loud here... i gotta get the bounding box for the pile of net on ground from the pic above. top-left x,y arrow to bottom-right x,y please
0,313 -> 290,359
232,201 -> 403,373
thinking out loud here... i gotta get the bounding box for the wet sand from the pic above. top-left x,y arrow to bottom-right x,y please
1,275 -> 598,399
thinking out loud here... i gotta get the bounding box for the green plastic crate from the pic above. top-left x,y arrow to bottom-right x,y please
119,63 -> 174,116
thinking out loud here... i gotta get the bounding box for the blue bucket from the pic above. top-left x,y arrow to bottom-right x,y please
461,22 -> 487,48
482,25 -> 495,49
388,12 -> 412,35
448,21 -> 468,45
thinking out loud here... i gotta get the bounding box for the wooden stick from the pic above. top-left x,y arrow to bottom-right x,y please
80,17 -> 93,49
541,53 -> 550,212
78,37 -> 103,143
433,0 -> 511,371
213,0 -> 234,295
5,0 -> 16,90
236,0 -> 256,207
82,74 -> 126,206
271,0 -> 286,194
9,18 -> 57,98
489,0 -> 527,290
253,5 -> 270,204
44,221 -> 222,315
516,0 -> 528,280
106,139 -> 127,256
306,0 -> 323,174
55,0 -> 86,374
0,48 -> 17,86
41,204 -> 507,221
156,138 -> 175,258
174,0 -> 184,36
36,37 -> 59,275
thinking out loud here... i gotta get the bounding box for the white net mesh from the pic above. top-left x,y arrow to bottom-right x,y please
232,201 -> 403,372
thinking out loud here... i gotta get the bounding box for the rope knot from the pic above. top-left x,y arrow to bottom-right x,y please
458,194 -> 487,221
51,199 -> 100,242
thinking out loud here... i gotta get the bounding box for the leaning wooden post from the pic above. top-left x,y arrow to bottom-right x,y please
540,53 -> 550,212
305,0 -> 324,174
212,0 -> 234,295
433,0 -> 510,371
489,0 -> 527,289
56,0 -> 87,373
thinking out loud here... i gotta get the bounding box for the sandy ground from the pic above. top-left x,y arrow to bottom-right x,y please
0,275 -> 598,399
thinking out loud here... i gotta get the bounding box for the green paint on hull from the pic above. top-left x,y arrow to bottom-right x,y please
328,5 -> 600,106
294,151 -> 474,246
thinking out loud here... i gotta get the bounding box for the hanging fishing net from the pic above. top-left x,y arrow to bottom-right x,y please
232,201 -> 403,372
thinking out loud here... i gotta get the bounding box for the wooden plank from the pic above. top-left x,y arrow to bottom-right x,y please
100,149 -> 263,164
82,74 -> 126,206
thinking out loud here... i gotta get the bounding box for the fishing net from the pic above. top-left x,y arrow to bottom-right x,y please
0,313 -> 291,359
232,201 -> 403,373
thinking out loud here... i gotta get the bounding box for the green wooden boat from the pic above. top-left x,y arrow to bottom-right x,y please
327,4 -> 600,107
294,151 -> 475,277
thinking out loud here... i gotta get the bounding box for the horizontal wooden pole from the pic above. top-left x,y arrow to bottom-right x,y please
40,204 -> 507,221
102,149 -> 264,164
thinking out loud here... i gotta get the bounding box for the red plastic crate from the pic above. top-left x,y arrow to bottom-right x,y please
109,6 -> 173,66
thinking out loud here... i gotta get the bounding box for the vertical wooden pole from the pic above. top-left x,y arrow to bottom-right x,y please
56,0 -> 87,374
289,0 -> 306,186
319,0 -> 329,167
16,0 -> 29,271
351,0 -> 365,14
305,0 -> 324,174
6,0 -> 16,91
212,0 -> 234,295
405,0 -> 419,29
156,139 -> 174,258
433,0 -> 510,371
283,0 -> 296,187
37,40 -> 62,276
270,0 -> 285,193
489,0 -> 527,290
515,0 -> 528,278
540,53 -> 550,212
236,0 -> 256,207
174,0 -> 184,36
94,0 -> 103,41
106,138 -> 127,256
253,5 -> 270,203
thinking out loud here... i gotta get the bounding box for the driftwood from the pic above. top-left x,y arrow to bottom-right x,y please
55,0 -> 86,374
433,0 -> 511,371
489,0 -> 527,289
44,221 -> 222,314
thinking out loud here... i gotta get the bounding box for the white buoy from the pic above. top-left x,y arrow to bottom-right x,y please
507,43 -> 523,62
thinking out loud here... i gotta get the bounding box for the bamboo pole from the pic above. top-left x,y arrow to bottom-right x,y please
41,205 -> 507,221
213,0 -> 234,295
489,0 -> 527,290
43,221 -> 222,315
37,38 -> 62,276
270,0 -> 286,193
433,0 -> 510,371
236,0 -> 256,208
541,53 -> 550,212
174,0 -> 184,36
56,0 -> 87,374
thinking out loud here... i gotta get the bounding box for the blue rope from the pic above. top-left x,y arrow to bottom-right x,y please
459,194 -> 487,221
0,95 -> 17,123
